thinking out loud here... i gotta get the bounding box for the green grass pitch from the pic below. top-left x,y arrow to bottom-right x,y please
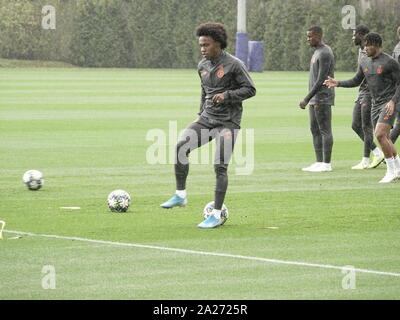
0,67 -> 399,299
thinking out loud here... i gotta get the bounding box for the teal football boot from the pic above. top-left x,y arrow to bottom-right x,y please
197,215 -> 223,229
160,194 -> 187,209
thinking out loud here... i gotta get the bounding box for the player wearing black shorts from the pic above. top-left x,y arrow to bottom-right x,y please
324,33 -> 400,183
299,26 -> 335,172
160,22 -> 256,228
350,25 -> 384,170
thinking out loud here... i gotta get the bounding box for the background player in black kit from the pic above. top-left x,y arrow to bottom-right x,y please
350,25 -> 384,170
389,26 -> 400,144
299,26 -> 335,173
324,33 -> 400,183
160,22 -> 256,228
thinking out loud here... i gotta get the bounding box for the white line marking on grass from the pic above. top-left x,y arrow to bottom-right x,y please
0,221 -> 5,240
4,229 -> 400,278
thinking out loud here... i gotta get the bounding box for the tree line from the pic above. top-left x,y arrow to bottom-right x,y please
0,0 -> 399,71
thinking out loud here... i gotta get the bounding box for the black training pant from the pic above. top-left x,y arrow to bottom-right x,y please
175,118 -> 239,210
309,104 -> 333,163
352,98 -> 377,158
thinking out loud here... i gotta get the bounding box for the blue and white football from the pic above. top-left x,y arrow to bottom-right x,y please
107,190 -> 131,212
23,170 -> 44,190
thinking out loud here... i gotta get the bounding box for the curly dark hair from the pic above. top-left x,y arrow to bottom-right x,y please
365,32 -> 382,47
195,22 -> 228,49
355,24 -> 370,36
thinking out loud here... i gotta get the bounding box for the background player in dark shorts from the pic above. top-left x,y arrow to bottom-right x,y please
160,22 -> 256,228
350,25 -> 384,170
389,26 -> 400,143
372,102 -> 398,128
299,26 -> 335,173
324,33 -> 400,183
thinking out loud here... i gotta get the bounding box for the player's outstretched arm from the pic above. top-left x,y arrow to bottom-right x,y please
389,59 -> 400,104
334,64 -> 365,88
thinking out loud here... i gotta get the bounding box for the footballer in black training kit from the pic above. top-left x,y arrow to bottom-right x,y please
324,32 -> 400,184
160,22 -> 256,229
349,25 -> 384,170
300,26 -> 335,173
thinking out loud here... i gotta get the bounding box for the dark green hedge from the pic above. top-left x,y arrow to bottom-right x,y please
0,0 -> 399,70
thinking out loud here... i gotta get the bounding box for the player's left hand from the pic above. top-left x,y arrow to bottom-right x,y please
299,100 -> 308,109
385,100 -> 395,116
212,93 -> 225,104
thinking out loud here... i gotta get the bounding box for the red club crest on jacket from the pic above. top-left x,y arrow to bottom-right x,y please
216,66 -> 225,78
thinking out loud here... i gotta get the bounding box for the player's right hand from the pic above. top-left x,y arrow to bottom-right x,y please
299,100 -> 307,109
385,100 -> 395,116
323,76 -> 338,88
